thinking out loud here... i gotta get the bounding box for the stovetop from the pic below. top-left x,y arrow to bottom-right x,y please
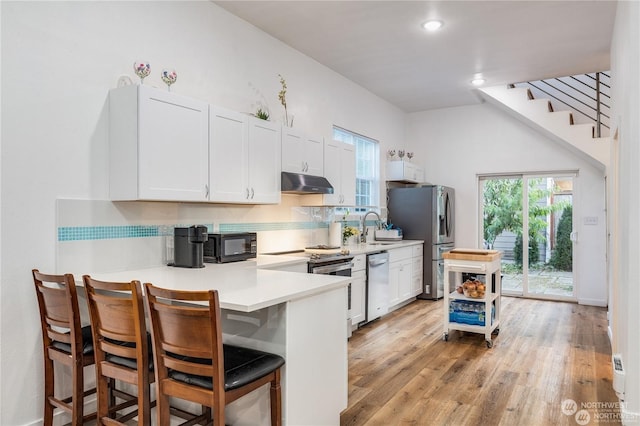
269,247 -> 354,264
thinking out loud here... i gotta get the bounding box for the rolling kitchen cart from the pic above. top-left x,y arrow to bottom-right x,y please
442,249 -> 502,348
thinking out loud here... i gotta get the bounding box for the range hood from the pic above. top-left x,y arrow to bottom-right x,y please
281,172 -> 334,194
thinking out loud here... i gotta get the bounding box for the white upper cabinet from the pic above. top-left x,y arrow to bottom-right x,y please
281,129 -> 324,176
109,85 -> 209,201
247,117 -> 281,203
209,107 -> 281,204
386,160 -> 424,183
339,142 -> 356,206
316,140 -> 356,206
209,107 -> 249,202
309,140 -> 356,206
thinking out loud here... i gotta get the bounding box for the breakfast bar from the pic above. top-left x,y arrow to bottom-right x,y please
83,262 -> 350,425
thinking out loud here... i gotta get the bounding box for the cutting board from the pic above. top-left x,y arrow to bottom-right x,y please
442,248 -> 502,261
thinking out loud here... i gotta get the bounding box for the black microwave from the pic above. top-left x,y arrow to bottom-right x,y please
204,232 -> 257,263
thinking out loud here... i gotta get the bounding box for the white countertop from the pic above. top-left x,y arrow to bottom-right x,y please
83,262 -> 349,313
81,241 -> 422,313
343,239 -> 424,255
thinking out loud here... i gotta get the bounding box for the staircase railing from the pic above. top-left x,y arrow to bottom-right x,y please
514,72 -> 610,137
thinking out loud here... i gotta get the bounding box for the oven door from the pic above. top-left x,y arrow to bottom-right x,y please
310,262 -> 352,276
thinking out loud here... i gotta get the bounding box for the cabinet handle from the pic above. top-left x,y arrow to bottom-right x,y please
304,162 -> 309,172
205,184 -> 209,199
246,188 -> 250,199
250,188 -> 255,199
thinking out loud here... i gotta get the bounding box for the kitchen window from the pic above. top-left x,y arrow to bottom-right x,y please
333,126 -> 380,212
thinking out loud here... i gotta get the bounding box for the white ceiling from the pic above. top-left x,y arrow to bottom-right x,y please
214,1 -> 617,113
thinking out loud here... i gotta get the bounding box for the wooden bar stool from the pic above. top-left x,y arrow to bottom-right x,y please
83,276 -> 154,425
144,283 -> 285,426
32,269 -> 97,425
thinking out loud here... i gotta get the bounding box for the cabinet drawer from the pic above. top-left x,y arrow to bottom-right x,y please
352,254 -> 367,272
412,244 -> 424,257
389,247 -> 413,263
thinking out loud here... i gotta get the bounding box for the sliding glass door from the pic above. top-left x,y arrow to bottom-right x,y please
479,174 -> 575,300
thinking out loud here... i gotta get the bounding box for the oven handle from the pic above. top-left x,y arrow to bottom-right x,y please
311,262 -> 353,274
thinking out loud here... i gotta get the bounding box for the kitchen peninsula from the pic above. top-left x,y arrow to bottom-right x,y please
83,259 -> 349,426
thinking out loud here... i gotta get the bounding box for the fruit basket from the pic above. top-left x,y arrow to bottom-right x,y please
460,279 -> 486,299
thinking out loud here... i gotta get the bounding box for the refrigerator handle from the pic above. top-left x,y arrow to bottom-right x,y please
445,192 -> 451,237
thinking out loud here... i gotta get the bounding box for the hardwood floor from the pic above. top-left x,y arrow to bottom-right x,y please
341,297 -> 620,426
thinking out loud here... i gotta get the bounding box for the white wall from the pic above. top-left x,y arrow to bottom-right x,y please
406,103 -> 607,306
610,0 -> 640,420
0,2 -> 406,424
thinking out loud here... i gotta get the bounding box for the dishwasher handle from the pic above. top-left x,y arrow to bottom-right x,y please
369,259 -> 388,267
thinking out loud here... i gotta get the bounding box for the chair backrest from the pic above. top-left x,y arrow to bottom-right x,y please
144,283 -> 225,399
82,276 -> 148,369
32,269 -> 84,358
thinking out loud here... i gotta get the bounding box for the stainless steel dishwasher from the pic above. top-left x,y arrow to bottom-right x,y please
366,251 -> 390,322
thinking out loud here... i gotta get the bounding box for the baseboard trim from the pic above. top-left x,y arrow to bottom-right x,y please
578,298 -> 607,307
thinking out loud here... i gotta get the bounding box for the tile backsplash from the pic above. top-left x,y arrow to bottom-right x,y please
56,198 -> 336,273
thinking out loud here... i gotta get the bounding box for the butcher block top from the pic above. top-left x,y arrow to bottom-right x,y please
443,248 -> 502,262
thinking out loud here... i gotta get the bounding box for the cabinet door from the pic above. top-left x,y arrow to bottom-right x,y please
398,259 -> 413,301
389,262 -> 401,306
350,271 -> 366,326
340,142 -> 356,206
137,86 -> 209,200
322,140 -> 342,205
281,129 -> 305,173
248,117 -> 281,203
282,130 -> 324,176
305,135 -> 324,176
209,107 -> 249,202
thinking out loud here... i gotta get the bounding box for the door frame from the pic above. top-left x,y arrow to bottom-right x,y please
477,171 -> 578,302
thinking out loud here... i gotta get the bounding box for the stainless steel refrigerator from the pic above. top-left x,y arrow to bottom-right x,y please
387,185 -> 455,300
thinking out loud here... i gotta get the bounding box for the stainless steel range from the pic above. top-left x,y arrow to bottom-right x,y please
272,246 -> 354,337
306,249 -> 354,276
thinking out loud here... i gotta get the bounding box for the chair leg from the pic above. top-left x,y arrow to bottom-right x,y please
43,357 -> 55,426
96,371 -> 111,423
270,369 -> 282,426
157,387 -> 171,426
138,380 -> 151,426
71,360 -> 84,426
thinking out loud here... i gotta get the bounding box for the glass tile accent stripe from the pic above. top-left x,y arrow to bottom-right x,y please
58,225 -> 160,241
58,222 -> 328,241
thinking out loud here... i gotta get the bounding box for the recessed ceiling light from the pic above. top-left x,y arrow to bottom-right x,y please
422,20 -> 443,31
471,78 -> 486,86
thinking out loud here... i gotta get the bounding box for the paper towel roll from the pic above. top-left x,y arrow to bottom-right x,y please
329,222 -> 342,247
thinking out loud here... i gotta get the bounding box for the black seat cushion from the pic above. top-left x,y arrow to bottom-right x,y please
104,333 -> 154,371
169,344 -> 285,391
51,325 -> 94,355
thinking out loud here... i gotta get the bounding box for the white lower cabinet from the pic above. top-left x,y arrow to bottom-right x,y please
388,247 -> 413,307
350,254 -> 367,328
350,270 -> 366,326
412,244 -> 424,296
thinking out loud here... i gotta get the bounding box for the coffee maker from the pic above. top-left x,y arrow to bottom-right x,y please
173,226 -> 208,268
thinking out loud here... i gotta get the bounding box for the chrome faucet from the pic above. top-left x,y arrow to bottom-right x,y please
360,211 -> 382,243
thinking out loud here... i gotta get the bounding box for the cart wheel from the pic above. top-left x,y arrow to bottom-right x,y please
492,328 -> 500,336
443,333 -> 449,342
486,340 -> 493,348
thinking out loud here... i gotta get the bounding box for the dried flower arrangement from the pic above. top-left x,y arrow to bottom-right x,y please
278,74 -> 294,127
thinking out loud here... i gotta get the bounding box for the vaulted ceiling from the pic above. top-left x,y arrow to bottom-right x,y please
215,1 -> 617,112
